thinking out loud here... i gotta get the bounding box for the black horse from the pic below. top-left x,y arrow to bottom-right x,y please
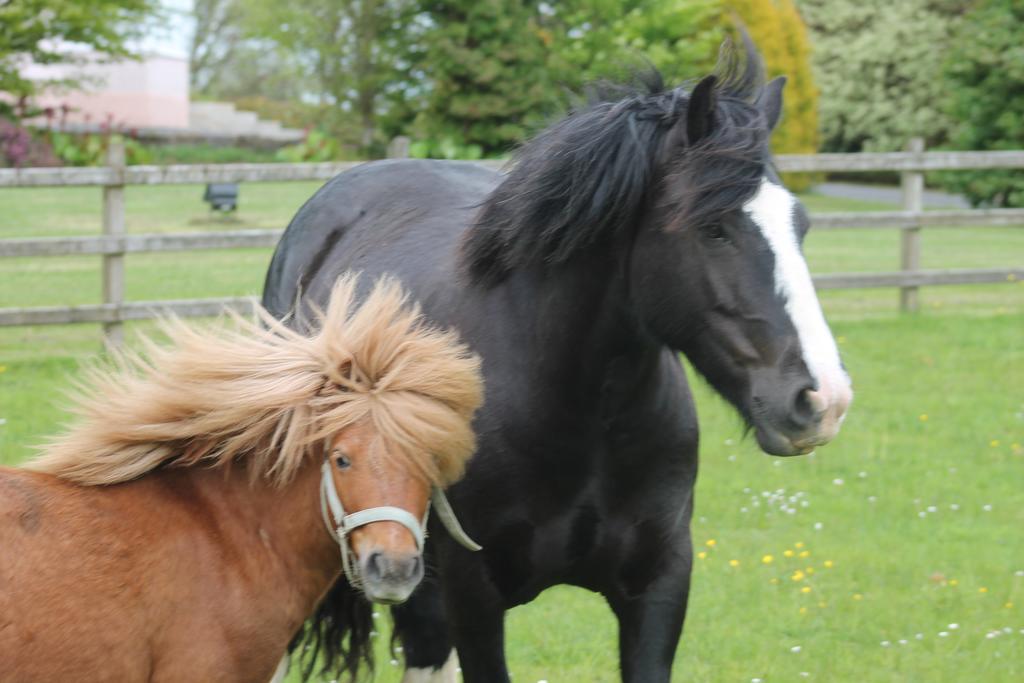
263,38 -> 852,683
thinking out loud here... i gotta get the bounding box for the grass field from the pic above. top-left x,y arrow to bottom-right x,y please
1,181 -> 1022,681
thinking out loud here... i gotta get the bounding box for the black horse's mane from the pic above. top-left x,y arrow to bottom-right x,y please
463,37 -> 771,286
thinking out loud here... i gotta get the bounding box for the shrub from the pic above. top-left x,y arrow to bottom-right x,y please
939,0 -> 1024,207
0,118 -> 61,167
146,144 -> 279,165
795,0 -> 965,153
725,0 -> 821,189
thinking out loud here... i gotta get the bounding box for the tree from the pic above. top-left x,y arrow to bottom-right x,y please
190,0 -> 245,93
795,0 -> 969,152
725,0 -> 820,188
940,0 -> 1024,207
550,0 -> 724,87
0,0 -> 160,118
244,0 -> 416,153
411,1 -> 560,157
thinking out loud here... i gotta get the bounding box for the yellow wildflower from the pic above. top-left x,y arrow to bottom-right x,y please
799,550 -> 810,558
799,607 -> 808,615
762,554 -> 774,564
791,570 -> 805,582
806,567 -> 815,575
949,579 -> 958,586
706,539 -> 716,548
801,586 -> 812,594
0,365 -> 6,373
919,414 -> 929,422
853,593 -> 863,601
795,542 -> 805,549
823,560 -> 834,569
979,587 -> 988,594
697,551 -> 707,560
784,550 -> 795,558
1005,602 -> 1014,609
729,559 -> 740,568
990,440 -> 1000,448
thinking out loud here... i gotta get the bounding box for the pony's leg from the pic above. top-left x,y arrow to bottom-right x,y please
393,582 -> 458,683
606,541 -> 693,683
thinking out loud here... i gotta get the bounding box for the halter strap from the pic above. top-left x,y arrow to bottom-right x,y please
431,487 -> 483,552
319,460 -> 481,588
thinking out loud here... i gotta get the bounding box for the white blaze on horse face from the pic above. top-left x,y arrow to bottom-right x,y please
743,178 -> 852,431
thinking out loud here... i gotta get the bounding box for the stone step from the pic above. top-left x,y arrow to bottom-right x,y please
188,101 -> 304,143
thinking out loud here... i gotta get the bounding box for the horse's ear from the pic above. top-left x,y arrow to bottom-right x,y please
759,76 -> 787,131
686,75 -> 718,144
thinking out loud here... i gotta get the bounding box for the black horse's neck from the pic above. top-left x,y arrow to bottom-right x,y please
467,234 -> 662,418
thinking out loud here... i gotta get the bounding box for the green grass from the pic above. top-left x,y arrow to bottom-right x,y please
1,183 -> 1023,681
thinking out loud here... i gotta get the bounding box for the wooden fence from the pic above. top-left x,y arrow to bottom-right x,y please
1,138 -> 1022,347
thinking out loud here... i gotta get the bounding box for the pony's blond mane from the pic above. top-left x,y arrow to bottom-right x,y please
26,275 -> 483,487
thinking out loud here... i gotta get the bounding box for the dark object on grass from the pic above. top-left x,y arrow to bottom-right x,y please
203,183 -> 239,212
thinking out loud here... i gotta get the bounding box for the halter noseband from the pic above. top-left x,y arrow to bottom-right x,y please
319,460 -> 482,590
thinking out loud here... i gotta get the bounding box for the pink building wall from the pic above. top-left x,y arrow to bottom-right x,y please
25,53 -> 189,130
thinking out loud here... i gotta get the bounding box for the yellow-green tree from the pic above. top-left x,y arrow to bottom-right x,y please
721,0 -> 819,187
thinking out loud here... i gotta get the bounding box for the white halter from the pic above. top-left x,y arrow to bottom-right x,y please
319,460 -> 482,589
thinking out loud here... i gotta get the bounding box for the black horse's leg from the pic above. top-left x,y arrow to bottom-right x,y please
445,590 -> 509,683
393,572 -> 509,683
392,581 -> 458,682
607,530 -> 693,683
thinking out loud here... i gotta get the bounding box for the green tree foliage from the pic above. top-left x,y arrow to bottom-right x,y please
410,0 -> 818,160
551,0 -> 723,86
940,0 -> 1024,207
190,0 -> 310,102
725,0 -> 820,188
796,0 -> 968,152
412,1 -> 559,156
0,0 -> 160,118
243,0 -> 417,153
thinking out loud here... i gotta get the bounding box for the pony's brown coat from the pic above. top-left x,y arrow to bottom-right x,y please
0,276 -> 483,682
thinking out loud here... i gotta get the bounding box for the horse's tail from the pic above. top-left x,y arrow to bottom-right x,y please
291,579 -> 375,681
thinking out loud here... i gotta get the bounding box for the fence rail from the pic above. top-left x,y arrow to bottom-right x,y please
1,139 -> 1021,344
4,150 -> 1024,188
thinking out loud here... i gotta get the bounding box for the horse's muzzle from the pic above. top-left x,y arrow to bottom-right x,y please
359,551 -> 424,604
751,371 -> 853,456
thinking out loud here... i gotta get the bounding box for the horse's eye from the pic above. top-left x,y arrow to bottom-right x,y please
702,223 -> 729,242
333,450 -> 352,470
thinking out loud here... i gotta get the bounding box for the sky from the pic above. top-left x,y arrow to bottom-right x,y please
137,0 -> 193,59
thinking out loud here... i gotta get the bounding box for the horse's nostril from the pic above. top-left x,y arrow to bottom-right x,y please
792,387 -> 823,426
364,551 -> 385,581
405,555 -> 422,581
364,552 -> 421,583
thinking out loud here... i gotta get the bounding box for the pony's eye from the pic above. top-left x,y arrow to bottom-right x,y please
333,450 -> 352,470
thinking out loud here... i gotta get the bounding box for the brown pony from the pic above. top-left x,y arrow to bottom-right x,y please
0,275 -> 482,683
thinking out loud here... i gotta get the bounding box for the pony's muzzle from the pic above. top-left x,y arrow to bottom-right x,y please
359,550 -> 424,604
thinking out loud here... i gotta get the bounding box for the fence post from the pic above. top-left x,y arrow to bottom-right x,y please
102,137 -> 126,347
900,137 -> 925,312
